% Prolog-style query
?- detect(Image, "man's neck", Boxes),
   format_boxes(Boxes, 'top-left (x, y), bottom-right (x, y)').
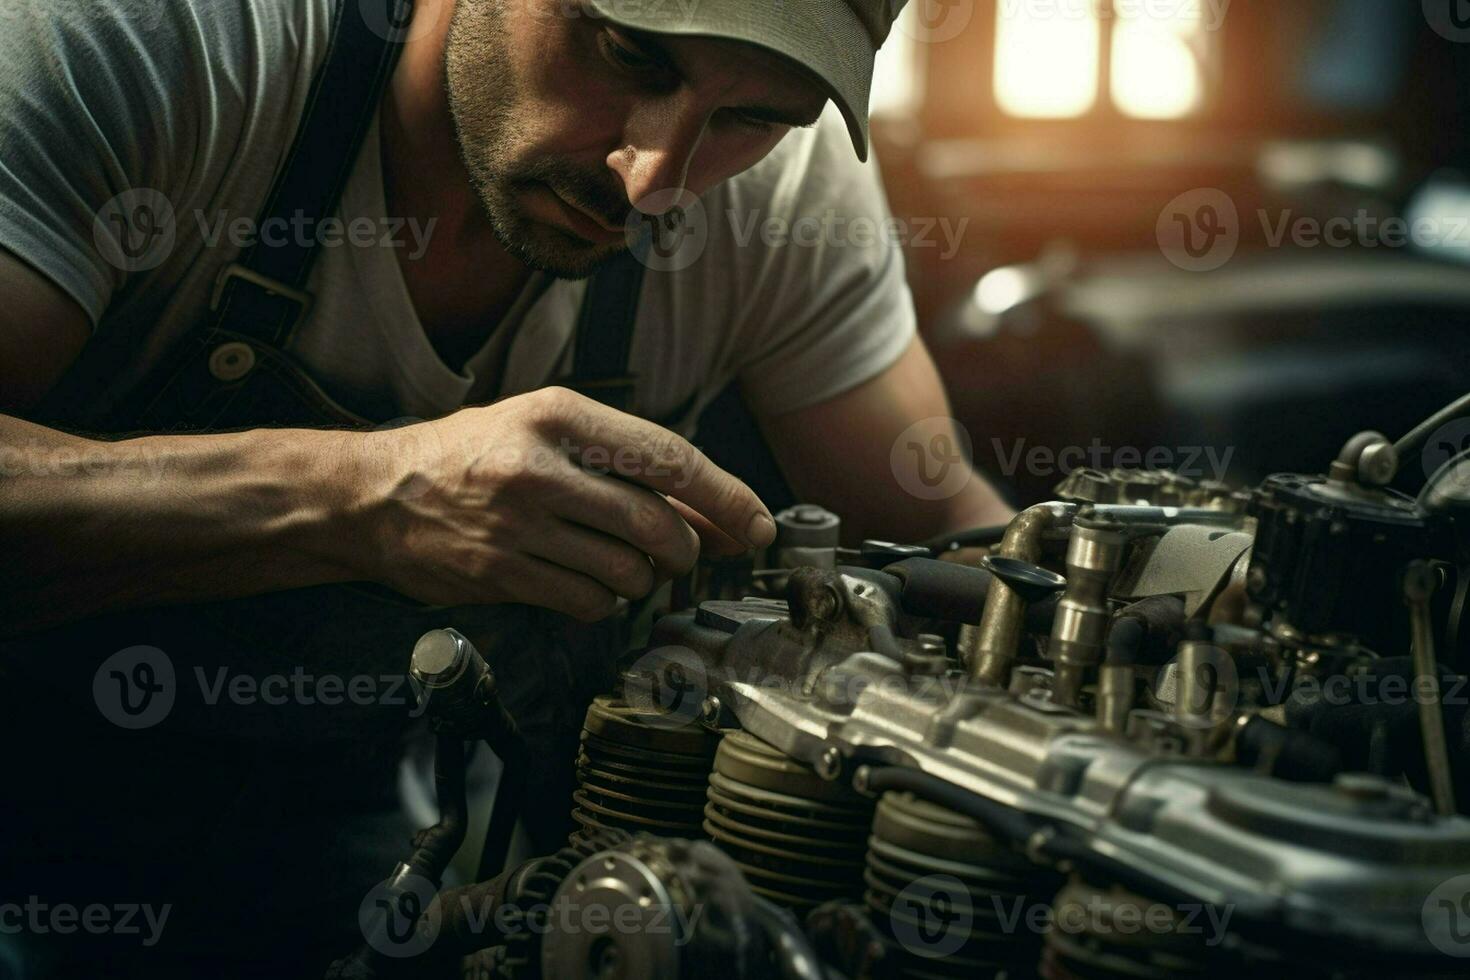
top-left (379, 1), bottom-right (532, 371)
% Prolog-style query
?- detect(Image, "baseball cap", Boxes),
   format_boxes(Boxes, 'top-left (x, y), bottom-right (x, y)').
top-left (583, 0), bottom-right (911, 162)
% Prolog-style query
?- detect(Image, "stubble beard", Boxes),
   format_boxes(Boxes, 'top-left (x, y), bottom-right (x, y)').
top-left (443, 0), bottom-right (629, 280)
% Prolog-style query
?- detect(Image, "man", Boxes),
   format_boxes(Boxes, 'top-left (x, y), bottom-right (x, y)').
top-left (0, 0), bottom-right (1011, 972)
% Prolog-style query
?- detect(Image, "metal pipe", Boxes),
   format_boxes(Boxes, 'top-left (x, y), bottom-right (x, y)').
top-left (1404, 561), bottom-right (1456, 816)
top-left (1097, 616), bottom-right (1143, 734)
top-left (1049, 519), bottom-right (1128, 707)
top-left (966, 502), bottom-right (1076, 687)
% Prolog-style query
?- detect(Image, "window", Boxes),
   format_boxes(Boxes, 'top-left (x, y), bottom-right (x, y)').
top-left (995, 0), bottom-right (1217, 120)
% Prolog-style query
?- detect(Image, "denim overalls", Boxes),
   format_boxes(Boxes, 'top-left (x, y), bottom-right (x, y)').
top-left (1, 1), bottom-right (646, 971)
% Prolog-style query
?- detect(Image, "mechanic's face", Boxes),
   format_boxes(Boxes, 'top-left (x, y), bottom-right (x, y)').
top-left (444, 0), bottom-right (828, 278)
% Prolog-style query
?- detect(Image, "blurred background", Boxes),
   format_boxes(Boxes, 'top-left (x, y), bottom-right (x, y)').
top-left (850, 0), bottom-right (1470, 505)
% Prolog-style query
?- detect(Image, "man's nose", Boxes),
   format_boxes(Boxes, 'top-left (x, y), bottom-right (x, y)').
top-left (608, 96), bottom-right (708, 213)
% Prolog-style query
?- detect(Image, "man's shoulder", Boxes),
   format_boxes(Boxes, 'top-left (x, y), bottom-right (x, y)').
top-left (689, 104), bottom-right (901, 289)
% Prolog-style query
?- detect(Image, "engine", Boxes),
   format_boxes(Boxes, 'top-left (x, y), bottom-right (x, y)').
top-left (332, 404), bottom-right (1470, 980)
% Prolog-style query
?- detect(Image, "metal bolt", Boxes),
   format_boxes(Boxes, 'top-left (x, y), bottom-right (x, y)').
top-left (816, 746), bottom-right (843, 781)
top-left (1358, 443), bottom-right (1397, 486)
top-left (1246, 566), bottom-right (1268, 595)
top-left (700, 696), bottom-right (722, 728)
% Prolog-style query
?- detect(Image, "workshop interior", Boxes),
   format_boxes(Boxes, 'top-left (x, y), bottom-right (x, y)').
top-left (9, 0), bottom-right (1470, 977)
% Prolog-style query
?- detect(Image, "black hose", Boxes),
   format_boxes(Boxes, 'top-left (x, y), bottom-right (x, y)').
top-left (406, 735), bottom-right (469, 881)
top-left (749, 897), bottom-right (828, 980)
top-left (923, 523), bottom-right (1010, 553)
top-left (1395, 390), bottom-right (1470, 482)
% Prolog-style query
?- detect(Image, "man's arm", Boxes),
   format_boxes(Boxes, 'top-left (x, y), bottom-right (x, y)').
top-left (757, 334), bottom-right (1014, 545)
top-left (0, 247), bottom-right (775, 639)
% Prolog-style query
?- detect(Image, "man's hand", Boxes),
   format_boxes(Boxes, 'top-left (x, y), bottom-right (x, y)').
top-left (346, 387), bottom-right (776, 620)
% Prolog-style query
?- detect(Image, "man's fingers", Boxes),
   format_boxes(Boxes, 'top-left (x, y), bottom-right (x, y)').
top-left (525, 520), bottom-right (659, 600)
top-left (664, 496), bottom-right (746, 557)
top-left (553, 473), bottom-right (701, 577)
top-left (500, 553), bottom-right (621, 623)
top-left (541, 389), bottom-right (775, 550)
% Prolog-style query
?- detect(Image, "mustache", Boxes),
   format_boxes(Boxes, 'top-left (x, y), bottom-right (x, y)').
top-left (512, 160), bottom-right (631, 229)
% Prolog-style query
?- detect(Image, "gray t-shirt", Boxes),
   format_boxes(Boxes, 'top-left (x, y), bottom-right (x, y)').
top-left (0, 0), bottom-right (916, 432)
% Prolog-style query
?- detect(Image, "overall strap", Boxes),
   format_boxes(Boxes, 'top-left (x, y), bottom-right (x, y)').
top-left (567, 247), bottom-right (647, 414)
top-left (208, 0), bottom-right (408, 348)
top-left (30, 0), bottom-right (409, 432)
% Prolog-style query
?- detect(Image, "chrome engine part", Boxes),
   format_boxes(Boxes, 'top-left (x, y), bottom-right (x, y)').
top-left (339, 403), bottom-right (1470, 980)
top-left (538, 422), bottom-right (1470, 979)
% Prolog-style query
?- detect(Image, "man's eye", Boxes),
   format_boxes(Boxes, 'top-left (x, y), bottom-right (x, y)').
top-left (600, 29), bottom-right (657, 72)
top-left (725, 110), bottom-right (776, 132)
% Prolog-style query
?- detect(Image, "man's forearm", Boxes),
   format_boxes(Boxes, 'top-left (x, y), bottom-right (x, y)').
top-left (0, 415), bottom-right (364, 637)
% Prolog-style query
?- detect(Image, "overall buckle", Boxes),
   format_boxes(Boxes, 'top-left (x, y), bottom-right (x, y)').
top-left (210, 263), bottom-right (314, 335)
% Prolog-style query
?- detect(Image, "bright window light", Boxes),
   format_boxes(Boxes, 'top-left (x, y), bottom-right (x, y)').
top-left (1111, 4), bottom-right (1207, 119)
top-left (870, 4), bottom-right (924, 117)
top-left (994, 0), bottom-right (1101, 118)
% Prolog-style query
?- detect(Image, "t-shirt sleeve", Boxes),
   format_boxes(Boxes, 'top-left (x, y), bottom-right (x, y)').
top-left (725, 106), bottom-right (919, 417)
top-left (0, 0), bottom-right (189, 326)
